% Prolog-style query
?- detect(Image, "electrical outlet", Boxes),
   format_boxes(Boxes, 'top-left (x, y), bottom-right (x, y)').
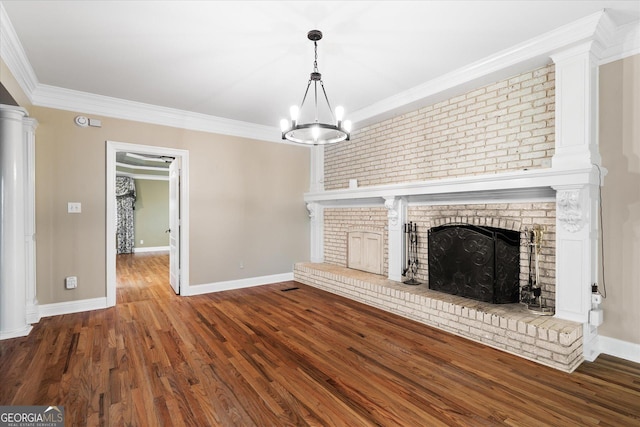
top-left (65, 276), bottom-right (78, 289)
top-left (591, 293), bottom-right (603, 305)
top-left (239, 261), bottom-right (244, 269)
top-left (590, 309), bottom-right (603, 326)
top-left (140, 240), bottom-right (144, 245)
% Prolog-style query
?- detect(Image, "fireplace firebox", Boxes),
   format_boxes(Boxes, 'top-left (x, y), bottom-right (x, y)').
top-left (428, 224), bottom-right (520, 304)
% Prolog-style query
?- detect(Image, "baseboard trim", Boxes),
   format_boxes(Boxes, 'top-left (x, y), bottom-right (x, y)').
top-left (0, 325), bottom-right (33, 340)
top-left (185, 272), bottom-right (294, 296)
top-left (39, 297), bottom-right (108, 318)
top-left (133, 246), bottom-right (169, 253)
top-left (598, 335), bottom-right (640, 364)
top-left (26, 303), bottom-right (41, 324)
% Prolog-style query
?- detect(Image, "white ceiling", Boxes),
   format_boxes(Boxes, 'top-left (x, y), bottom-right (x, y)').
top-left (2, 1), bottom-right (639, 135)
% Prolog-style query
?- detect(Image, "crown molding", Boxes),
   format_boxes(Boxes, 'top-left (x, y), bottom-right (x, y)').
top-left (0, 2), bottom-right (38, 98)
top-left (598, 20), bottom-right (640, 64)
top-left (31, 84), bottom-right (284, 144)
top-left (1, 4), bottom-right (637, 141)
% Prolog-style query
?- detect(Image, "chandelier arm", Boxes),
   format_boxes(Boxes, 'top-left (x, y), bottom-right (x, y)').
top-left (319, 81), bottom-right (336, 123)
top-left (299, 79), bottom-right (313, 111)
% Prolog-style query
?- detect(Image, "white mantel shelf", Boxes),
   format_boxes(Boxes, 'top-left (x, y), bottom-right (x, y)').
top-left (304, 167), bottom-right (600, 206)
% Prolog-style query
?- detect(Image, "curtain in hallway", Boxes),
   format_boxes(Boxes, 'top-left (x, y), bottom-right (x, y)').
top-left (116, 176), bottom-right (136, 254)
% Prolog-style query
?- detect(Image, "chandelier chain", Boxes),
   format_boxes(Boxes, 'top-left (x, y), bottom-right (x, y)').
top-left (314, 41), bottom-right (318, 73)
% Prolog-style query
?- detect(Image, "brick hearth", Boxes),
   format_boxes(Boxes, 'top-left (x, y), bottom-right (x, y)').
top-left (294, 262), bottom-right (583, 372)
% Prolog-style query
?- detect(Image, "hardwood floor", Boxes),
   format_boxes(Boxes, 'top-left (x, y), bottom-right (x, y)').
top-left (1, 253), bottom-right (639, 426)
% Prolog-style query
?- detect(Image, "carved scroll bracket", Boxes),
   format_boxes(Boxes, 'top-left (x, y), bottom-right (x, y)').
top-left (383, 197), bottom-right (399, 227)
top-left (306, 202), bottom-right (318, 221)
top-left (557, 189), bottom-right (584, 233)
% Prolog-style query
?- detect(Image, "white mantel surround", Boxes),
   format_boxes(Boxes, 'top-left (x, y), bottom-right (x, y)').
top-left (304, 34), bottom-right (608, 362)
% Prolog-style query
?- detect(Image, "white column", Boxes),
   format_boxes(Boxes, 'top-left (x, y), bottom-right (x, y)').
top-left (24, 117), bottom-right (39, 324)
top-left (384, 196), bottom-right (407, 282)
top-left (0, 104), bottom-right (32, 339)
top-left (307, 202), bottom-right (324, 263)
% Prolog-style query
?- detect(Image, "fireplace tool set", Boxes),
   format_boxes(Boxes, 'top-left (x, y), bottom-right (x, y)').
top-left (521, 225), bottom-right (553, 315)
top-left (403, 222), bottom-right (421, 285)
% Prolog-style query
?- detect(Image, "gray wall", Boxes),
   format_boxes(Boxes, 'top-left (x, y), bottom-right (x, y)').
top-left (133, 179), bottom-right (169, 249)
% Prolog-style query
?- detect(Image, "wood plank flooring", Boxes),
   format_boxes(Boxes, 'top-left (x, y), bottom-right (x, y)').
top-left (1, 252), bottom-right (639, 426)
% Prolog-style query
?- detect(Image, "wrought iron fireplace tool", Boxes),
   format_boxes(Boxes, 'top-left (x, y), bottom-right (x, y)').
top-left (403, 221), bottom-right (420, 285)
top-left (521, 225), bottom-right (553, 315)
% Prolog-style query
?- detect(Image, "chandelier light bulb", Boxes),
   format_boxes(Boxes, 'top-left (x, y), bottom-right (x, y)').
top-left (290, 105), bottom-right (299, 123)
top-left (311, 125), bottom-right (320, 141)
top-left (343, 120), bottom-right (352, 133)
top-left (335, 106), bottom-right (344, 123)
top-left (280, 119), bottom-right (290, 132)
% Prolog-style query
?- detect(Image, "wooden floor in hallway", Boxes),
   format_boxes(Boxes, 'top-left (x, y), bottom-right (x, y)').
top-left (1, 252), bottom-right (639, 426)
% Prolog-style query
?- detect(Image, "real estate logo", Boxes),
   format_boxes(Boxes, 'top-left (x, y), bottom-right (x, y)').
top-left (0, 406), bottom-right (64, 427)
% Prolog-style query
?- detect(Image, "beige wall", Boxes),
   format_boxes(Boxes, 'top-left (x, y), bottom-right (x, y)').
top-left (133, 179), bottom-right (169, 249)
top-left (24, 104), bottom-right (310, 304)
top-left (0, 58), bottom-right (31, 107)
top-left (599, 54), bottom-right (640, 345)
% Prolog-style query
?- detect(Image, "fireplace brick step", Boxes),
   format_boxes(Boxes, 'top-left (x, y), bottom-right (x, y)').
top-left (294, 262), bottom-right (583, 373)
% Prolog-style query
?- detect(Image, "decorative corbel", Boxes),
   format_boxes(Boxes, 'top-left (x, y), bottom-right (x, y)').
top-left (557, 189), bottom-right (584, 233)
top-left (384, 197), bottom-right (399, 227)
top-left (306, 202), bottom-right (318, 220)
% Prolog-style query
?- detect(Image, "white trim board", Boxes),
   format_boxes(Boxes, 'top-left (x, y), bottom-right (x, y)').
top-left (133, 246), bottom-right (170, 253)
top-left (597, 335), bottom-right (640, 364)
top-left (184, 272), bottom-right (295, 296)
top-left (38, 297), bottom-right (107, 318)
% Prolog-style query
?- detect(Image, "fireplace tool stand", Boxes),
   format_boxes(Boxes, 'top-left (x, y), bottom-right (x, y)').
top-left (521, 225), bottom-right (553, 315)
top-left (403, 221), bottom-right (421, 285)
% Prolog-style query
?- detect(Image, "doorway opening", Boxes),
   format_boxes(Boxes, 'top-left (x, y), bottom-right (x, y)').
top-left (106, 141), bottom-right (190, 306)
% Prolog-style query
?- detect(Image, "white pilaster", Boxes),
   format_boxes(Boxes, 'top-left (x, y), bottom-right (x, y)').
top-left (308, 145), bottom-right (325, 263)
top-left (552, 183), bottom-right (599, 323)
top-left (384, 196), bottom-right (407, 281)
top-left (307, 202), bottom-right (324, 263)
top-left (309, 145), bottom-right (324, 193)
top-left (0, 104), bottom-right (32, 339)
top-left (550, 36), bottom-right (605, 364)
top-left (551, 42), bottom-right (601, 170)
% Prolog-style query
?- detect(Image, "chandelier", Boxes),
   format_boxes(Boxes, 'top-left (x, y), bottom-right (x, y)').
top-left (280, 30), bottom-right (351, 145)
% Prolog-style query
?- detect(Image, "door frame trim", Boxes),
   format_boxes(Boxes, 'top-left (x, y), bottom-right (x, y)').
top-left (106, 141), bottom-right (190, 306)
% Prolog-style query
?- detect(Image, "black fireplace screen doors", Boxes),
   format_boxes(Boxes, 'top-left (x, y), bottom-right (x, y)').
top-left (428, 224), bottom-right (520, 304)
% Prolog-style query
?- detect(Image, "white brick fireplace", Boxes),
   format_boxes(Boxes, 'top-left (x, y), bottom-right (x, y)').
top-left (295, 12), bottom-right (623, 371)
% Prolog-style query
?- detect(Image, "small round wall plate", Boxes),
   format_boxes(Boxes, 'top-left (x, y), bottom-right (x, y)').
top-left (74, 115), bottom-right (89, 127)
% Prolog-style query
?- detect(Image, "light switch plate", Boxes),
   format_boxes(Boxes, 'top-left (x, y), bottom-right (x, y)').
top-left (67, 202), bottom-right (82, 213)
